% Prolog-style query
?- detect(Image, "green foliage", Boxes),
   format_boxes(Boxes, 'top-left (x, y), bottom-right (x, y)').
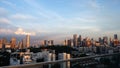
top-left (29, 47), bottom-right (41, 53)
top-left (36, 58), bottom-right (44, 62)
top-left (29, 45), bottom-right (77, 54)
top-left (0, 51), bottom-right (10, 66)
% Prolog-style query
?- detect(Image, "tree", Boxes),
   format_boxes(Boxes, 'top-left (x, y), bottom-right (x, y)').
top-left (0, 51), bottom-right (10, 66)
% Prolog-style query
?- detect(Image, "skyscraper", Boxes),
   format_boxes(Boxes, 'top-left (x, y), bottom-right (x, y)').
top-left (86, 37), bottom-right (91, 47)
top-left (99, 37), bottom-right (102, 44)
top-left (51, 40), bottom-right (54, 45)
top-left (103, 36), bottom-right (108, 45)
top-left (67, 39), bottom-right (71, 46)
top-left (10, 37), bottom-right (16, 49)
top-left (0, 39), bottom-right (2, 48)
top-left (73, 34), bottom-right (78, 46)
top-left (109, 37), bottom-right (113, 46)
top-left (22, 38), bottom-right (26, 49)
top-left (48, 40), bottom-right (51, 46)
top-left (2, 37), bottom-right (7, 44)
top-left (44, 40), bottom-right (48, 45)
top-left (78, 35), bottom-right (82, 46)
top-left (114, 34), bottom-right (119, 46)
top-left (26, 35), bottom-right (30, 48)
top-left (64, 39), bottom-right (68, 46)
top-left (19, 41), bottom-right (23, 49)
top-left (114, 34), bottom-right (118, 39)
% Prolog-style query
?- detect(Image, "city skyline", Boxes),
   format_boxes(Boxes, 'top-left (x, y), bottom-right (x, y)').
top-left (0, 0), bottom-right (120, 44)
top-left (0, 34), bottom-right (119, 46)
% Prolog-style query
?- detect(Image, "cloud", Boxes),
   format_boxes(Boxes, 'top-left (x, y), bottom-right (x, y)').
top-left (0, 7), bottom-right (8, 17)
top-left (24, 0), bottom-right (63, 20)
top-left (0, 29), bottom-right (13, 34)
top-left (0, 18), bottom-right (11, 24)
top-left (11, 14), bottom-right (37, 20)
top-left (1, 0), bottom-right (16, 9)
top-left (73, 26), bottom-right (101, 32)
top-left (88, 0), bottom-right (100, 9)
top-left (69, 16), bottom-right (96, 23)
top-left (15, 28), bottom-right (36, 36)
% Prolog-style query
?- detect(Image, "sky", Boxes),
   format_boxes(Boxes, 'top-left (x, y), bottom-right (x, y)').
top-left (0, 0), bottom-right (120, 44)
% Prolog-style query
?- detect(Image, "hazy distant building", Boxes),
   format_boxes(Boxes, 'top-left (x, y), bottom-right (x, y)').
top-left (2, 37), bottom-right (7, 44)
top-left (113, 34), bottom-right (119, 46)
top-left (47, 40), bottom-right (50, 46)
top-left (5, 43), bottom-right (11, 49)
top-left (113, 39), bottom-right (119, 46)
top-left (19, 41), bottom-right (23, 49)
top-left (0, 39), bottom-right (2, 48)
top-left (22, 39), bottom-right (26, 49)
top-left (44, 40), bottom-right (54, 46)
top-left (86, 38), bottom-right (91, 47)
top-left (82, 39), bottom-right (86, 46)
top-left (1, 38), bottom-right (7, 51)
top-left (67, 39), bottom-right (73, 47)
top-left (73, 34), bottom-right (78, 46)
top-left (51, 40), bottom-right (54, 45)
top-left (114, 34), bottom-right (118, 39)
top-left (26, 35), bottom-right (30, 48)
top-left (103, 36), bottom-right (108, 45)
top-left (109, 37), bottom-right (113, 46)
top-left (48, 40), bottom-right (54, 46)
top-left (44, 40), bottom-right (48, 46)
top-left (99, 37), bottom-right (103, 45)
top-left (91, 38), bottom-right (94, 46)
top-left (10, 37), bottom-right (16, 49)
top-left (64, 39), bottom-right (68, 46)
top-left (77, 35), bottom-right (82, 46)
top-left (67, 39), bottom-right (71, 46)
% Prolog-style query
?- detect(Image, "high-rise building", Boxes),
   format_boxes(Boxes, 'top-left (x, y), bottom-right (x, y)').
top-left (26, 35), bottom-right (30, 48)
top-left (86, 37), bottom-right (91, 47)
top-left (44, 40), bottom-right (54, 46)
top-left (19, 41), bottom-right (23, 49)
top-left (51, 40), bottom-right (54, 45)
top-left (64, 39), bottom-right (68, 46)
top-left (103, 36), bottom-right (108, 45)
top-left (22, 39), bottom-right (26, 49)
top-left (109, 37), bottom-right (113, 46)
top-left (99, 37), bottom-right (102, 44)
top-left (113, 34), bottom-right (119, 46)
top-left (44, 40), bottom-right (48, 45)
top-left (77, 35), bottom-right (82, 46)
top-left (0, 39), bottom-right (2, 48)
top-left (67, 39), bottom-right (71, 46)
top-left (67, 39), bottom-right (73, 47)
top-left (2, 37), bottom-right (7, 44)
top-left (66, 54), bottom-right (70, 68)
top-left (48, 40), bottom-right (50, 46)
top-left (113, 39), bottom-right (119, 46)
top-left (10, 37), bottom-right (16, 49)
top-left (114, 34), bottom-right (118, 39)
top-left (58, 53), bottom-right (70, 68)
top-left (44, 52), bottom-right (56, 68)
top-left (73, 34), bottom-right (78, 46)
top-left (46, 53), bottom-right (56, 61)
